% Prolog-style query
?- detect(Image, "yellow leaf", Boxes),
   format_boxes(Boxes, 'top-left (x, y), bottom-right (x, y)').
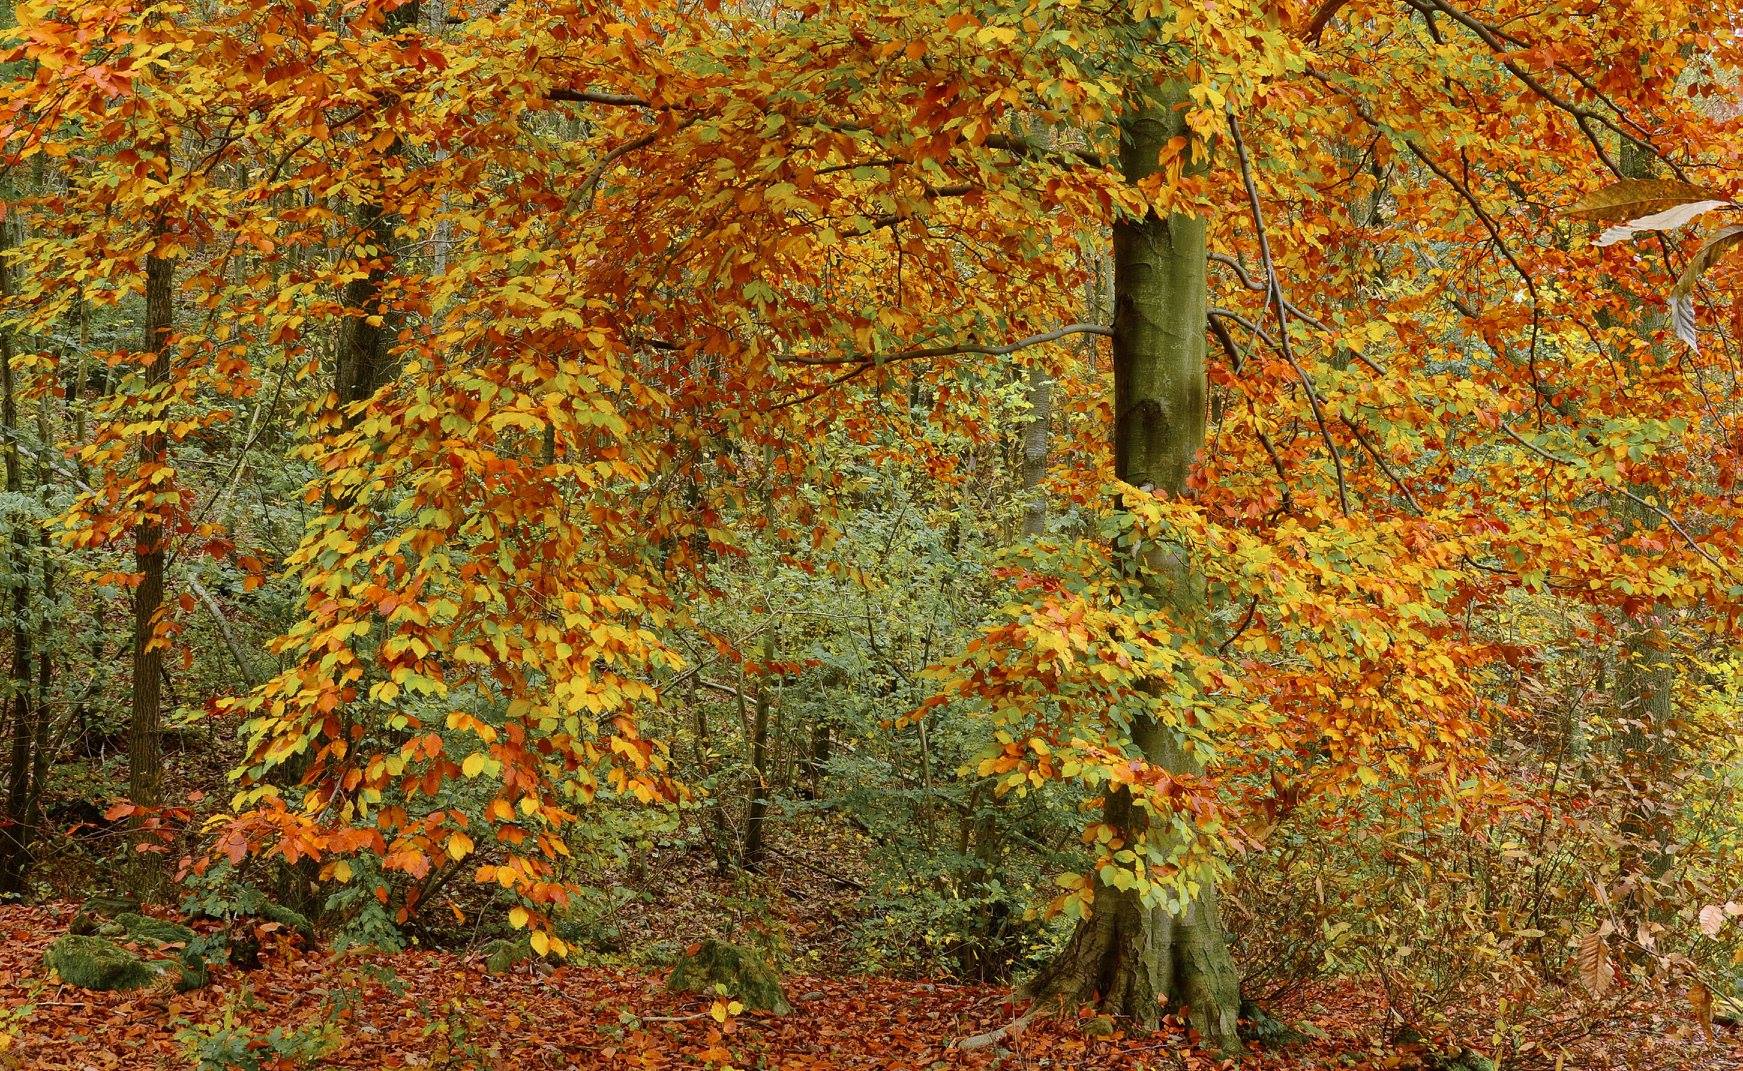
top-left (462, 753), bottom-right (487, 778)
top-left (447, 831), bottom-right (474, 860)
top-left (508, 906), bottom-right (529, 929)
top-left (530, 930), bottom-right (551, 957)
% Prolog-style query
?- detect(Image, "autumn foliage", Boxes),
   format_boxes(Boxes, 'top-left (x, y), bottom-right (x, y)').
top-left (0, 0), bottom-right (1741, 1066)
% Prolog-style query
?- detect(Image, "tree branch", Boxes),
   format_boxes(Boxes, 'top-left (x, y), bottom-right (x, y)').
top-left (549, 88), bottom-right (656, 109)
top-left (778, 323), bottom-right (1113, 367)
top-left (1228, 107), bottom-right (1349, 515)
top-left (1499, 422), bottom-right (1720, 568)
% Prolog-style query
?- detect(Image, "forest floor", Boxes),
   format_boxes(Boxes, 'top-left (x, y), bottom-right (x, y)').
top-left (1, 904), bottom-right (1740, 1071)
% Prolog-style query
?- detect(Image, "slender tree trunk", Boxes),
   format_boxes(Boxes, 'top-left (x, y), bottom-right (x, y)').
top-left (335, 201), bottom-right (394, 410)
top-left (1023, 79), bottom-right (1241, 1053)
top-left (0, 212), bottom-right (36, 896)
top-left (800, 718), bottom-right (830, 800)
top-left (1608, 139), bottom-right (1676, 915)
top-left (741, 621), bottom-right (775, 872)
top-left (28, 479), bottom-right (52, 859)
top-left (1020, 365), bottom-right (1052, 537)
top-left (127, 24), bottom-right (174, 861)
top-left (129, 235), bottom-right (173, 874)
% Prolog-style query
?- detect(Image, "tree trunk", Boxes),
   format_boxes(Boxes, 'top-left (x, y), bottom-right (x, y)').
top-left (1608, 139), bottom-right (1677, 916)
top-left (741, 621), bottom-right (775, 872)
top-left (1024, 79), bottom-right (1241, 1053)
top-left (1020, 364), bottom-right (1052, 537)
top-left (334, 2), bottom-right (418, 413)
top-left (0, 211), bottom-right (36, 896)
top-left (128, 235), bottom-right (173, 880)
top-left (335, 201), bottom-right (394, 409)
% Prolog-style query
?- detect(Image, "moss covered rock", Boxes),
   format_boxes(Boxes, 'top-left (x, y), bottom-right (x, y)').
top-left (109, 912), bottom-right (196, 946)
top-left (253, 900), bottom-right (316, 943)
top-left (43, 935), bottom-right (158, 991)
top-left (1430, 1051), bottom-right (1497, 1071)
top-left (638, 940), bottom-right (684, 968)
top-left (67, 895), bottom-right (142, 936)
top-left (190, 886), bottom-right (318, 944)
top-left (667, 940), bottom-right (791, 1014)
top-left (172, 950), bottom-right (212, 993)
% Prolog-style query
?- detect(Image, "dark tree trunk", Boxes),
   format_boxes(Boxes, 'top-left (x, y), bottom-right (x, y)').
top-left (0, 212), bottom-right (36, 896)
top-left (334, 1), bottom-right (417, 414)
top-left (128, 236), bottom-right (174, 885)
top-left (799, 720), bottom-right (830, 800)
top-left (335, 201), bottom-right (394, 409)
top-left (1023, 78), bottom-right (1241, 1053)
top-left (741, 623), bottom-right (775, 873)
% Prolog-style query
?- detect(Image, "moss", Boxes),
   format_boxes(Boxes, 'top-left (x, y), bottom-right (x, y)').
top-left (192, 885), bottom-right (318, 944)
top-left (68, 895), bottom-right (142, 936)
top-left (667, 940), bottom-right (791, 1015)
top-left (111, 912), bottom-right (196, 946)
top-left (43, 935), bottom-right (158, 991)
top-left (255, 901), bottom-right (316, 943)
top-left (172, 949), bottom-right (211, 992)
top-left (482, 937), bottom-right (532, 976)
top-left (1431, 1051), bottom-right (1497, 1071)
top-left (638, 940), bottom-right (684, 968)
top-left (1239, 998), bottom-right (1311, 1049)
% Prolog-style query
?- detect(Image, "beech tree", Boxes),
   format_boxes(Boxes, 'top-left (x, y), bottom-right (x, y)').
top-left (0, 0), bottom-right (1739, 1054)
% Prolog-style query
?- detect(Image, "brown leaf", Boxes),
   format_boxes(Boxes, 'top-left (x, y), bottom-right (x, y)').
top-left (1578, 930), bottom-right (1611, 997)
top-left (1690, 981), bottom-right (1715, 1042)
top-left (1568, 179), bottom-right (1729, 223)
top-left (1669, 225), bottom-right (1743, 352)
top-left (1698, 904), bottom-right (1727, 938)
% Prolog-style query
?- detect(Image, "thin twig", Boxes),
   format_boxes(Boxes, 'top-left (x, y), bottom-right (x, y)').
top-left (1499, 422), bottom-right (1720, 568)
top-left (549, 88), bottom-right (656, 109)
top-left (1228, 107), bottom-right (1349, 515)
top-left (779, 323), bottom-right (1113, 366)
top-left (1341, 415), bottom-right (1424, 514)
top-left (1209, 311), bottom-right (1295, 518)
top-left (1207, 252), bottom-right (1326, 330)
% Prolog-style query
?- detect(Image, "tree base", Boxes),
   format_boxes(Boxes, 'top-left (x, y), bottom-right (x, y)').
top-left (1023, 883), bottom-right (1241, 1054)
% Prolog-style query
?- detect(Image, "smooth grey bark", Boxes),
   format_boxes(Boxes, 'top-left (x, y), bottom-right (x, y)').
top-left (1020, 365), bottom-right (1053, 537)
top-left (1023, 79), bottom-right (1241, 1053)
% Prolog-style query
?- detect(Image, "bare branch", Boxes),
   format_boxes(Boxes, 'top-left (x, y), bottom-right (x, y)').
top-left (1341, 415), bottom-right (1424, 514)
top-left (1228, 107), bottom-right (1349, 515)
top-left (778, 323), bottom-right (1113, 367)
top-left (549, 88), bottom-right (656, 109)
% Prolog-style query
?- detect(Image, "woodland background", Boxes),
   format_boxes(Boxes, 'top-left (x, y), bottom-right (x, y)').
top-left (0, 0), bottom-right (1741, 1069)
